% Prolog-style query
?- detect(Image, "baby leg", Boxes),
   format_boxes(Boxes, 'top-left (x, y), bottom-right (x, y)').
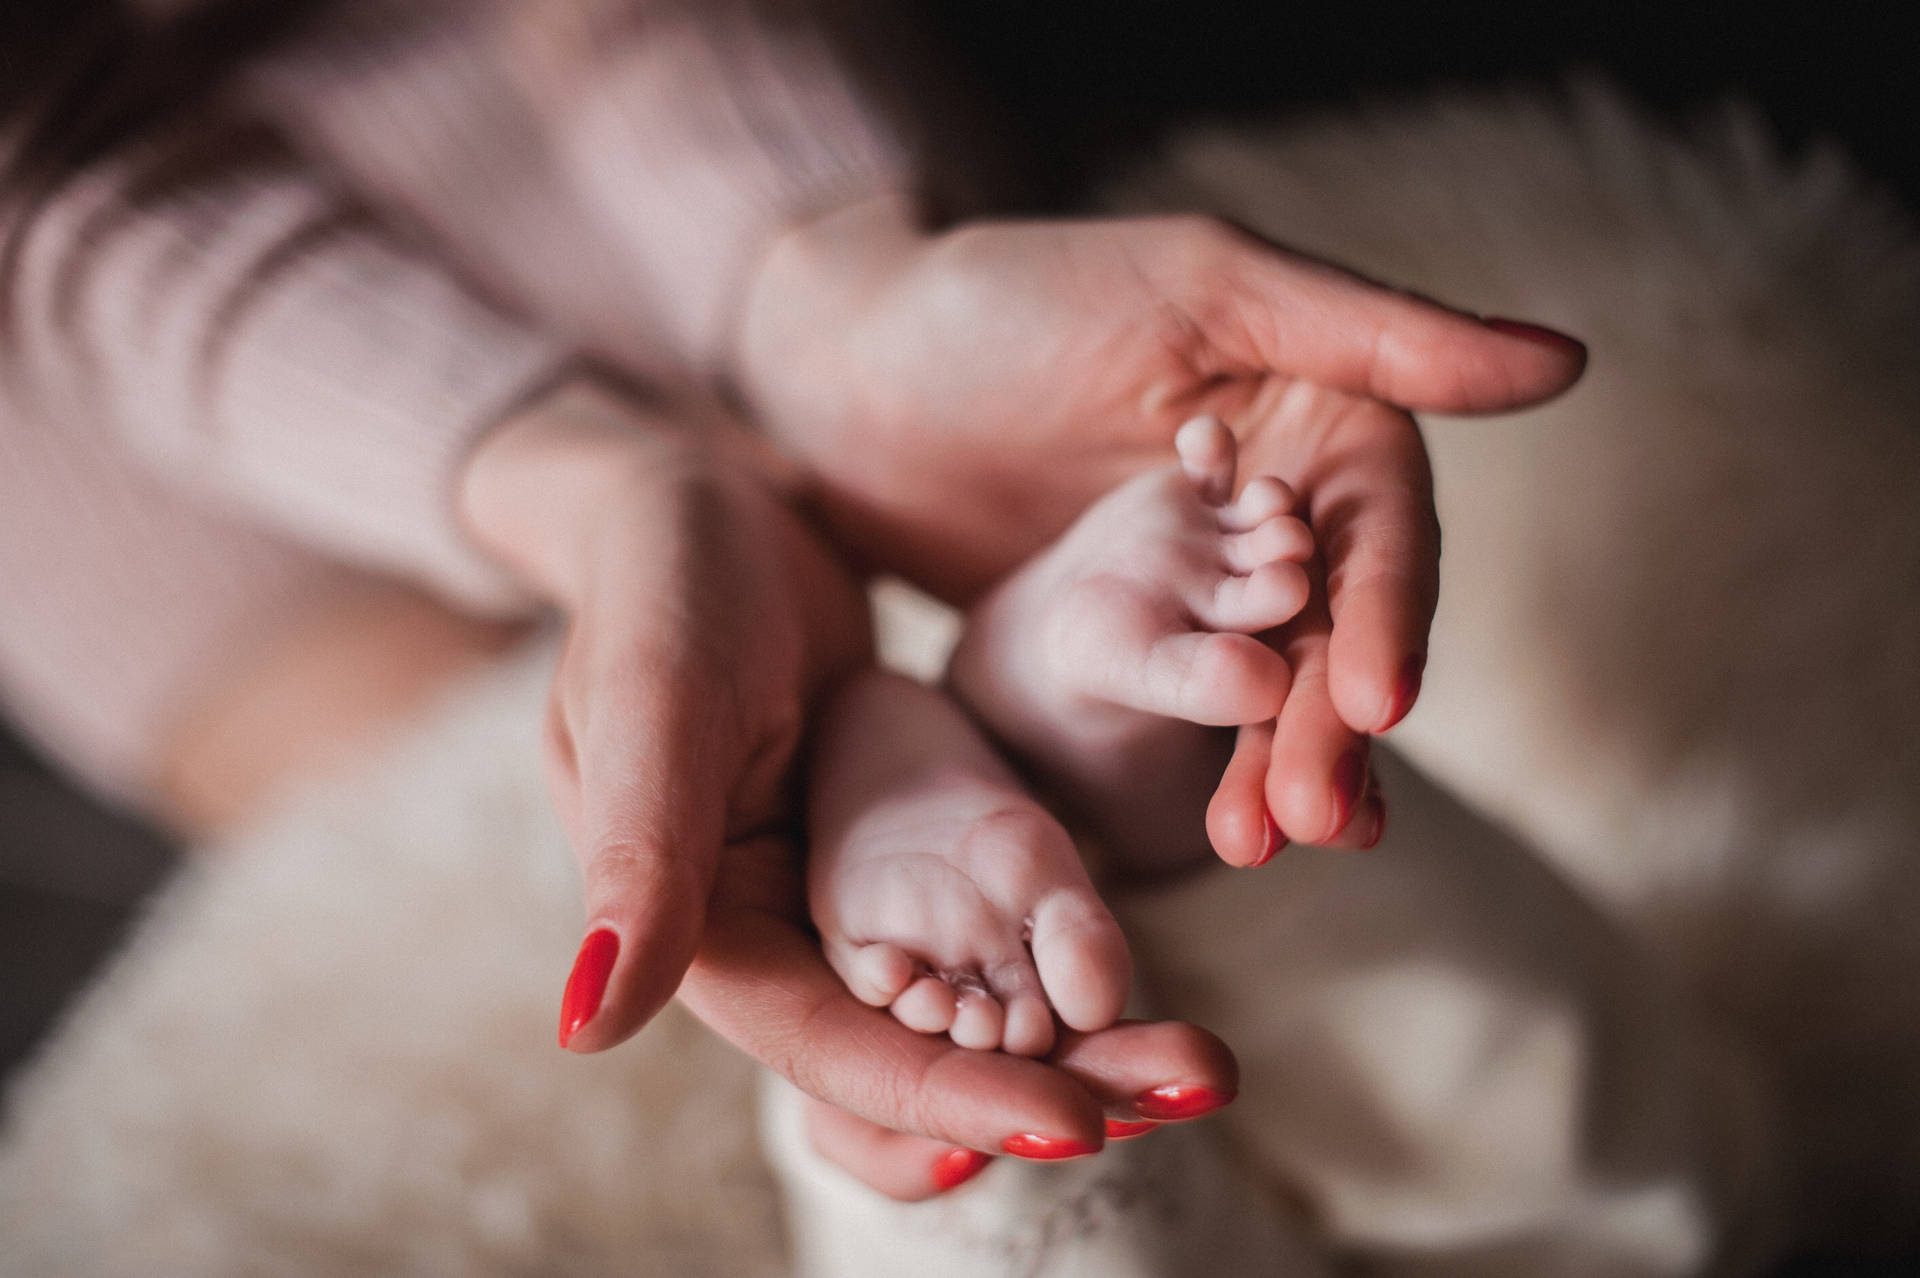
top-left (807, 669), bottom-right (1130, 1057)
top-left (949, 416), bottom-right (1315, 873)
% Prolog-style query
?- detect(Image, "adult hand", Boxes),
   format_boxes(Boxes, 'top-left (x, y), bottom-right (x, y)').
top-left (735, 196), bottom-right (1587, 850)
top-left (457, 380), bottom-right (1236, 1193)
top-left (459, 380), bottom-right (868, 1046)
top-left (682, 832), bottom-right (1238, 1198)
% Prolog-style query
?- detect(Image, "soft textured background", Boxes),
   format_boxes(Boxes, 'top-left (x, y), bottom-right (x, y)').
top-left (2, 1), bottom-right (1914, 1272)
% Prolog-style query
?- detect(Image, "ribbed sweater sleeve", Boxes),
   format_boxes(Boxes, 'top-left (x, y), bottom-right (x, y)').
top-left (3, 119), bottom-right (572, 613)
top-left (239, 0), bottom-right (925, 381)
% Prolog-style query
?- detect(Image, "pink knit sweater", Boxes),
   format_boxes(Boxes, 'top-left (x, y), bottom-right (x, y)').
top-left (0, 0), bottom-right (922, 802)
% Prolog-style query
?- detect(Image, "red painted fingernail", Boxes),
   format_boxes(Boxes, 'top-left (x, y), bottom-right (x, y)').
top-left (1135, 1085), bottom-right (1235, 1122)
top-left (1482, 316), bottom-right (1586, 358)
top-left (1327, 747), bottom-right (1370, 843)
top-left (1001, 1133), bottom-right (1102, 1160)
top-left (1106, 1119), bottom-right (1159, 1140)
top-left (559, 928), bottom-right (619, 1049)
top-left (1249, 809), bottom-right (1286, 867)
top-left (931, 1147), bottom-right (992, 1190)
top-left (1382, 652), bottom-right (1426, 731)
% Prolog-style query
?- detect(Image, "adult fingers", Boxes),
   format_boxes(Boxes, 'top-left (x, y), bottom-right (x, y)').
top-left (1266, 632), bottom-right (1372, 846)
top-left (680, 839), bottom-right (1243, 1163)
top-left (1311, 400), bottom-right (1441, 734)
top-left (1156, 216), bottom-right (1587, 414)
top-left (1206, 720), bottom-right (1284, 867)
top-left (797, 1018), bottom-right (1241, 1201)
top-left (1239, 391), bottom-right (1439, 736)
top-left (680, 848), bottom-right (1101, 1155)
top-left (1239, 546), bottom-right (1372, 845)
top-left (803, 1098), bottom-right (995, 1201)
top-left (554, 631), bottom-right (732, 1054)
top-left (1049, 1020), bottom-right (1241, 1125)
top-left (1318, 776), bottom-right (1387, 851)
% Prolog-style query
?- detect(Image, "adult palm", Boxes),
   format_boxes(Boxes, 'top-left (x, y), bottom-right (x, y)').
top-left (738, 201), bottom-right (1585, 848)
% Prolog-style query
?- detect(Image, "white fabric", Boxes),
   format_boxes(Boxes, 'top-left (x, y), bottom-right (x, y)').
top-left (1121, 82), bottom-right (1920, 1247)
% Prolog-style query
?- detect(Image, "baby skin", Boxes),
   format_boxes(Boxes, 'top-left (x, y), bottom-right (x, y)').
top-left (807, 418), bottom-right (1314, 1054)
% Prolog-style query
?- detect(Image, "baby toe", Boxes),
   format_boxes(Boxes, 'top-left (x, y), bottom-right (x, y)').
top-left (967, 947), bottom-right (1054, 1057)
top-left (1199, 560), bottom-right (1312, 635)
top-left (1175, 415), bottom-right (1239, 505)
top-left (1029, 889), bottom-right (1132, 1035)
top-left (1222, 515), bottom-right (1314, 574)
top-left (948, 991), bottom-right (1007, 1051)
top-left (892, 975), bottom-right (959, 1035)
top-left (1218, 475), bottom-right (1298, 531)
top-left (845, 942), bottom-right (915, 1008)
top-left (1001, 993), bottom-right (1058, 1059)
top-left (1140, 630), bottom-right (1291, 726)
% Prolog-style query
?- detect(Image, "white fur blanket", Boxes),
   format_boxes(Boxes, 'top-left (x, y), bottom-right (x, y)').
top-left (4, 85), bottom-right (1916, 1274)
top-left (1136, 84), bottom-right (1920, 1245)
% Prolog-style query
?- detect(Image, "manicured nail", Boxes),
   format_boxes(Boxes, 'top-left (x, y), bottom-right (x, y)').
top-left (1382, 651), bottom-right (1426, 732)
top-left (559, 928), bottom-right (619, 1049)
top-left (1327, 747), bottom-right (1370, 843)
top-left (1105, 1119), bottom-right (1159, 1140)
top-left (1135, 1085), bottom-right (1235, 1122)
top-left (1249, 809), bottom-right (1285, 867)
top-left (1483, 316), bottom-right (1587, 358)
top-left (1001, 1133), bottom-right (1102, 1160)
top-left (931, 1147), bottom-right (992, 1191)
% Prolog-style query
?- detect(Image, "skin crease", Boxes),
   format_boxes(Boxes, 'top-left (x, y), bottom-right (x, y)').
top-left (454, 199), bottom-right (1585, 1196)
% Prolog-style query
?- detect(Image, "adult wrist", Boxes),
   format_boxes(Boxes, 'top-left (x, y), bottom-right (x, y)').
top-left (456, 378), bottom-right (695, 609)
top-left (730, 191), bottom-right (931, 423)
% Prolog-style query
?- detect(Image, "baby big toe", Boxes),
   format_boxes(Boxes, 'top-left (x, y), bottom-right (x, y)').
top-left (1137, 630), bottom-right (1290, 726)
top-left (843, 941), bottom-right (915, 1007)
top-left (1200, 560), bottom-right (1312, 634)
top-left (1030, 891), bottom-right (1132, 1035)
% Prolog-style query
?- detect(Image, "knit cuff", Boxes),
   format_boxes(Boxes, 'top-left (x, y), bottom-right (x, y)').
top-left (6, 134), bottom-right (572, 614)
top-left (198, 225), bottom-right (575, 613)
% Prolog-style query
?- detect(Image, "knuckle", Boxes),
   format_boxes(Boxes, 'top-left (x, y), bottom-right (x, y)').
top-left (1160, 211), bottom-right (1232, 248)
top-left (588, 837), bottom-right (707, 904)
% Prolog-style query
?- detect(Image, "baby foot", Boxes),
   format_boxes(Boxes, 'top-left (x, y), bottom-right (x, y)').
top-left (807, 670), bottom-right (1131, 1057)
top-left (948, 416), bottom-right (1314, 871)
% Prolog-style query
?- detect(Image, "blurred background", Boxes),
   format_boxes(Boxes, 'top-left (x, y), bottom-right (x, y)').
top-left (1, 1), bottom-right (1913, 1270)
top-left (928, 0), bottom-right (1919, 213)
